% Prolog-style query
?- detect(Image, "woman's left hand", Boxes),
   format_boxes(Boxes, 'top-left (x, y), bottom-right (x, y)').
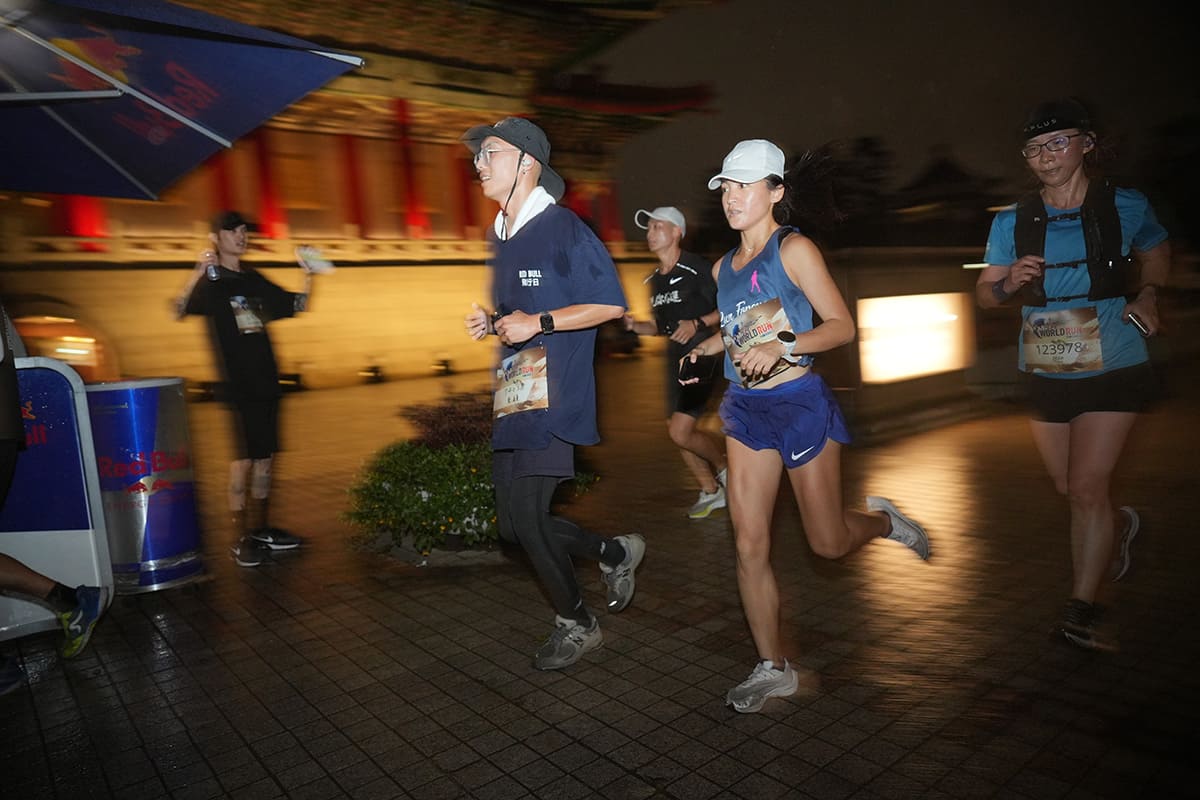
top-left (734, 341), bottom-right (786, 382)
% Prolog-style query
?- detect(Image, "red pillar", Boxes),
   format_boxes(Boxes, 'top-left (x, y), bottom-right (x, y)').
top-left (58, 195), bottom-right (108, 252)
top-left (252, 129), bottom-right (286, 239)
top-left (340, 135), bottom-right (366, 236)
top-left (600, 181), bottom-right (622, 243)
top-left (393, 98), bottom-right (430, 239)
top-left (457, 152), bottom-right (476, 237)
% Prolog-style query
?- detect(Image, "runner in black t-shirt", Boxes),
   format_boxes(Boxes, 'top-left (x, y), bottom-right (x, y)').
top-left (175, 211), bottom-right (315, 567)
top-left (625, 207), bottom-right (727, 518)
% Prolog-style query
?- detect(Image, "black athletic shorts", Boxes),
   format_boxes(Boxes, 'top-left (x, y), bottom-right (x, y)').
top-left (1024, 362), bottom-right (1158, 423)
top-left (492, 435), bottom-right (575, 484)
top-left (665, 354), bottom-right (720, 418)
top-left (232, 396), bottom-right (281, 459)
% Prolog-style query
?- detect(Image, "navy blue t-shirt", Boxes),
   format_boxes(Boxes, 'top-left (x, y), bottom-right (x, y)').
top-left (491, 205), bottom-right (626, 450)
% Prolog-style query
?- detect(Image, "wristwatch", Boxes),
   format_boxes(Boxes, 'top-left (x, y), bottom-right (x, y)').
top-left (776, 329), bottom-right (798, 363)
top-left (539, 311), bottom-right (555, 335)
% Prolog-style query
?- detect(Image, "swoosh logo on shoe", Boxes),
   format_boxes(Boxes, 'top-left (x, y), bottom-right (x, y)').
top-left (669, 276), bottom-right (683, 284)
top-left (68, 615), bottom-right (83, 636)
top-left (790, 445), bottom-right (815, 462)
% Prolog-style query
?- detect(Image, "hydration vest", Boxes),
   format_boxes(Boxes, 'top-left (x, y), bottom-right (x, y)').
top-left (1012, 179), bottom-right (1133, 307)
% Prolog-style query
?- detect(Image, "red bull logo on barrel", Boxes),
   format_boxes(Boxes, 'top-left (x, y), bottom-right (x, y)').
top-left (86, 378), bottom-right (204, 593)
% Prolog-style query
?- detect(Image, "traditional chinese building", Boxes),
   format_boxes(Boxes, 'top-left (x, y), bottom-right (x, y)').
top-left (0, 0), bottom-right (713, 385)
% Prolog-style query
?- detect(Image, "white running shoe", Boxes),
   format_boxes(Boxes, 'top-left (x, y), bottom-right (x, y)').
top-left (867, 496), bottom-right (930, 560)
top-left (689, 486), bottom-right (726, 519)
top-left (725, 660), bottom-right (799, 713)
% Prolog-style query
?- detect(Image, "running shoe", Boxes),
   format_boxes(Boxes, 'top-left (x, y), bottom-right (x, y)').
top-left (867, 496), bottom-right (931, 560)
top-left (249, 527), bottom-right (303, 550)
top-left (1059, 598), bottom-right (1116, 652)
top-left (725, 660), bottom-right (800, 713)
top-left (59, 585), bottom-right (107, 659)
top-left (230, 536), bottom-right (266, 567)
top-left (533, 615), bottom-right (602, 670)
top-left (1111, 506), bottom-right (1140, 582)
top-left (689, 486), bottom-right (726, 519)
top-left (600, 534), bottom-right (645, 612)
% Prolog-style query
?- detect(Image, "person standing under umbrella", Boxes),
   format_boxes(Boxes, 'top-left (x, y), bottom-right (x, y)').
top-left (461, 117), bottom-right (645, 671)
top-left (174, 212), bottom-right (317, 567)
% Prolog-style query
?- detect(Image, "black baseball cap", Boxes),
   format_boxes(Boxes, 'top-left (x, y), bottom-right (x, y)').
top-left (1022, 98), bottom-right (1092, 140)
top-left (460, 117), bottom-right (565, 201)
top-left (211, 210), bottom-right (256, 233)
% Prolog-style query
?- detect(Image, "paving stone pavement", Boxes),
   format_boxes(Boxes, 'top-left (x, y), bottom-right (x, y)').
top-left (3, 350), bottom-right (1199, 800)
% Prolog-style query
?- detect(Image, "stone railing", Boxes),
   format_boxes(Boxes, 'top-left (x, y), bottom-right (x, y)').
top-left (0, 232), bottom-right (647, 266)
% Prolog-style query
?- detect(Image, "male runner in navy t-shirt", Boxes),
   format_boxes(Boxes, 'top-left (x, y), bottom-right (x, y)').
top-left (462, 117), bottom-right (644, 671)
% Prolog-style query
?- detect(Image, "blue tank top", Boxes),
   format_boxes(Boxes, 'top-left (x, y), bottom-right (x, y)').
top-left (716, 227), bottom-right (816, 383)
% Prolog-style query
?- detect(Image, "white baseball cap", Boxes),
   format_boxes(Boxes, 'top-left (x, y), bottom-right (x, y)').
top-left (707, 139), bottom-right (786, 190)
top-left (633, 206), bottom-right (686, 237)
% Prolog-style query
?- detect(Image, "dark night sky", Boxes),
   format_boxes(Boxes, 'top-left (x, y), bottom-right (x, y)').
top-left (583, 0), bottom-right (1198, 241)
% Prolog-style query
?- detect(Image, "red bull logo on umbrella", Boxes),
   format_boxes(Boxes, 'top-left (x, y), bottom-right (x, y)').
top-left (49, 28), bottom-right (140, 91)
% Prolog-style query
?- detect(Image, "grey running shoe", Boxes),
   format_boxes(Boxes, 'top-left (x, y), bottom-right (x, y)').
top-left (230, 536), bottom-right (266, 567)
top-left (1111, 506), bottom-right (1139, 582)
top-left (600, 534), bottom-right (645, 612)
top-left (533, 615), bottom-right (602, 670)
top-left (249, 527), bottom-right (302, 550)
top-left (689, 486), bottom-right (726, 519)
top-left (725, 660), bottom-right (799, 713)
top-left (867, 496), bottom-right (930, 560)
top-left (59, 585), bottom-right (106, 659)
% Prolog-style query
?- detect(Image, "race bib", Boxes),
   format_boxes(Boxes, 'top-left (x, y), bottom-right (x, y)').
top-left (494, 346), bottom-right (549, 418)
top-left (721, 297), bottom-right (794, 387)
top-left (1022, 306), bottom-right (1103, 373)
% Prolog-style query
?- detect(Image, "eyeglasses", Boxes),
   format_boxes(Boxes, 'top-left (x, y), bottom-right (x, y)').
top-left (473, 147), bottom-right (520, 166)
top-left (1020, 133), bottom-right (1086, 159)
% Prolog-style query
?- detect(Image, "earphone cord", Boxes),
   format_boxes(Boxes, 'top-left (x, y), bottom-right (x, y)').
top-left (499, 148), bottom-right (527, 241)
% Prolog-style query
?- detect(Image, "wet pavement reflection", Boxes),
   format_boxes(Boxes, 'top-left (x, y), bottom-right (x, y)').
top-left (3, 349), bottom-right (1199, 799)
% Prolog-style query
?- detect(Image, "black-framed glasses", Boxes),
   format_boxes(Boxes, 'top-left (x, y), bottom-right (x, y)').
top-left (473, 147), bottom-right (520, 166)
top-left (1021, 133), bottom-right (1086, 159)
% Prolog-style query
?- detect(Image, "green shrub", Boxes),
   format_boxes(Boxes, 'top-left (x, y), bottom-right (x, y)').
top-left (344, 440), bottom-right (496, 554)
top-left (346, 390), bottom-right (599, 553)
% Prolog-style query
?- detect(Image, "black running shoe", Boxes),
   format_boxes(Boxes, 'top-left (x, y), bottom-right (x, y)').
top-left (230, 536), bottom-right (266, 567)
top-left (249, 527), bottom-right (302, 550)
top-left (1059, 599), bottom-right (1115, 651)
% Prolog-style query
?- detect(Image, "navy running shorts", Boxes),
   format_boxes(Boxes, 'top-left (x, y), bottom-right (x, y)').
top-left (719, 370), bottom-right (851, 468)
top-left (492, 435), bottom-right (575, 484)
top-left (1024, 362), bottom-right (1158, 423)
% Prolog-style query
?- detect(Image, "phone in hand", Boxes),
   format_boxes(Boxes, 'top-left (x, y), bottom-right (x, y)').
top-left (1128, 312), bottom-right (1150, 337)
top-left (678, 354), bottom-right (716, 382)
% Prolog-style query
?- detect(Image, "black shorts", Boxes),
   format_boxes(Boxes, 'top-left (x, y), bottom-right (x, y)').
top-left (1024, 362), bottom-right (1158, 423)
top-left (665, 355), bottom-right (719, 418)
top-left (231, 396), bottom-right (281, 459)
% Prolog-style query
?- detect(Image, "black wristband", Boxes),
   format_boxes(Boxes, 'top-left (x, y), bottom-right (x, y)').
top-left (991, 278), bottom-right (1014, 304)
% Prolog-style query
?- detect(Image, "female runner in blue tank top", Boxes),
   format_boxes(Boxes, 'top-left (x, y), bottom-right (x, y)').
top-left (683, 140), bottom-right (932, 713)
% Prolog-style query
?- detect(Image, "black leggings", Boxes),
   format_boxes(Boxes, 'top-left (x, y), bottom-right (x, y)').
top-left (494, 474), bottom-right (623, 623)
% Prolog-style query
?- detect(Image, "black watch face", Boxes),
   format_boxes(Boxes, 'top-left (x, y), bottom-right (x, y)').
top-left (541, 313), bottom-right (554, 333)
top-left (777, 329), bottom-right (797, 343)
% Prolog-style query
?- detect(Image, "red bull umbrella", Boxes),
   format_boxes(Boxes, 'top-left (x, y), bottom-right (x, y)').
top-left (0, 0), bottom-right (363, 199)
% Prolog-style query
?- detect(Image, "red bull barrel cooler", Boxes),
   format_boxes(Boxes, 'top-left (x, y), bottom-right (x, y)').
top-left (86, 377), bottom-right (204, 593)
